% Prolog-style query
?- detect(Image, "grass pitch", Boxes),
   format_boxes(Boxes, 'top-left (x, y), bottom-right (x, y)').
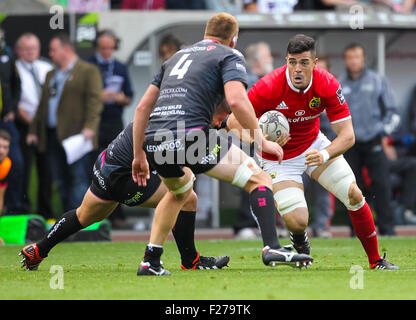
top-left (0, 237), bottom-right (415, 300)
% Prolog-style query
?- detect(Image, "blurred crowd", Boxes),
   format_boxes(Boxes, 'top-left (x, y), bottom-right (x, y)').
top-left (0, 26), bottom-right (133, 229)
top-left (55, 0), bottom-right (416, 13)
top-left (81, 0), bottom-right (416, 14)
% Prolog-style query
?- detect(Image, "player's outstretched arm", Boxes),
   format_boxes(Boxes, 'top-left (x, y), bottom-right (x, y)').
top-left (224, 81), bottom-right (283, 162)
top-left (132, 84), bottom-right (160, 186)
top-left (305, 118), bottom-right (355, 167)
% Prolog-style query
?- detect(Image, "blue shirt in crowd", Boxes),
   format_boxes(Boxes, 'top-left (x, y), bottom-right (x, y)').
top-left (86, 53), bottom-right (133, 123)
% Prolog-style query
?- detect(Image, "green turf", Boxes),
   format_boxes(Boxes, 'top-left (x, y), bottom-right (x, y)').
top-left (1, 237), bottom-right (415, 300)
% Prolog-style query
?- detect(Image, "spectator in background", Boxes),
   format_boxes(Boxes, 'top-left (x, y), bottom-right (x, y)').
top-left (121, 0), bottom-right (165, 9)
top-left (339, 43), bottom-right (400, 236)
top-left (381, 136), bottom-right (416, 224)
top-left (243, 0), bottom-right (299, 13)
top-left (371, 0), bottom-right (415, 13)
top-left (159, 34), bottom-right (183, 62)
top-left (232, 42), bottom-right (275, 239)
top-left (27, 33), bottom-right (103, 212)
top-left (408, 85), bottom-right (416, 157)
top-left (68, 0), bottom-right (111, 12)
top-left (0, 26), bottom-right (24, 214)
top-left (87, 30), bottom-right (133, 153)
top-left (294, 0), bottom-right (357, 10)
top-left (206, 0), bottom-right (242, 13)
top-left (87, 29), bottom-right (133, 229)
top-left (303, 54), bottom-right (336, 238)
top-left (0, 130), bottom-right (12, 215)
top-left (15, 33), bottom-right (54, 220)
top-left (166, 0), bottom-right (206, 9)
top-left (244, 42), bottom-right (274, 87)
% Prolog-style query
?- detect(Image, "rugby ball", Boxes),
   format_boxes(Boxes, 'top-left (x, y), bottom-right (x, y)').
top-left (258, 110), bottom-right (290, 141)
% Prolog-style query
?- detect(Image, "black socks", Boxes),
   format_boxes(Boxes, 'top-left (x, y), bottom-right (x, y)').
top-left (172, 210), bottom-right (198, 268)
top-left (37, 209), bottom-right (84, 258)
top-left (249, 186), bottom-right (281, 249)
top-left (143, 244), bottom-right (164, 267)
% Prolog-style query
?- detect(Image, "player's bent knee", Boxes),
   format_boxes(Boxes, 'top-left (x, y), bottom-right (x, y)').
top-left (182, 191), bottom-right (198, 211)
top-left (171, 173), bottom-right (196, 198)
top-left (348, 183), bottom-right (364, 208)
top-left (281, 209), bottom-right (308, 233)
top-left (76, 207), bottom-right (97, 227)
top-left (274, 187), bottom-right (307, 216)
top-left (245, 170), bottom-right (271, 193)
top-left (171, 188), bottom-right (193, 202)
top-left (232, 157), bottom-right (263, 190)
top-left (318, 157), bottom-right (364, 211)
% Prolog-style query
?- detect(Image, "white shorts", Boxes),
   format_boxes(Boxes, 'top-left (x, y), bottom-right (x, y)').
top-left (261, 131), bottom-right (331, 185)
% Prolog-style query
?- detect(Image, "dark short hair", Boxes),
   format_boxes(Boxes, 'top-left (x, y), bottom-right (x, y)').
top-left (95, 29), bottom-right (120, 49)
top-left (0, 129), bottom-right (11, 143)
top-left (51, 32), bottom-right (74, 50)
top-left (287, 34), bottom-right (316, 57)
top-left (317, 53), bottom-right (331, 71)
top-left (159, 35), bottom-right (182, 50)
top-left (343, 42), bottom-right (365, 55)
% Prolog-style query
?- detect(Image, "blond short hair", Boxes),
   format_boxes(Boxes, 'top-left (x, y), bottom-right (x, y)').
top-left (204, 13), bottom-right (239, 44)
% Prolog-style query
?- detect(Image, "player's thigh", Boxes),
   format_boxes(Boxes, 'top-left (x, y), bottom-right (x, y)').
top-left (205, 144), bottom-right (268, 192)
top-left (139, 183), bottom-right (168, 208)
top-left (310, 155), bottom-right (342, 181)
top-left (312, 156), bottom-right (364, 210)
top-left (77, 188), bottom-right (119, 226)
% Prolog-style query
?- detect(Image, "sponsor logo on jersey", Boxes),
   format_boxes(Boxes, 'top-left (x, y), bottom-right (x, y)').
top-left (337, 86), bottom-right (345, 105)
top-left (146, 139), bottom-right (184, 152)
top-left (276, 101), bottom-right (288, 110)
top-left (309, 97), bottom-right (321, 109)
top-left (287, 113), bottom-right (320, 123)
top-left (295, 110), bottom-right (305, 116)
top-left (180, 46), bottom-right (207, 53)
top-left (207, 45), bottom-right (216, 51)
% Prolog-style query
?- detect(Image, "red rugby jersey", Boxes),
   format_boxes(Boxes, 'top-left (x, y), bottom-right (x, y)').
top-left (248, 65), bottom-right (351, 160)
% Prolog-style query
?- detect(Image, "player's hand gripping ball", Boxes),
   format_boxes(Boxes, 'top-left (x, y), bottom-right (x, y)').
top-left (258, 110), bottom-right (290, 141)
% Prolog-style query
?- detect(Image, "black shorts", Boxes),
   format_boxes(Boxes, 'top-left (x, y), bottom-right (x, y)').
top-left (143, 127), bottom-right (232, 178)
top-left (90, 151), bottom-right (161, 206)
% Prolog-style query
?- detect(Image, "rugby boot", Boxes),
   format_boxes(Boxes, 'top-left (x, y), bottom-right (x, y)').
top-left (19, 243), bottom-right (44, 271)
top-left (181, 252), bottom-right (230, 270)
top-left (137, 261), bottom-right (171, 276)
top-left (262, 246), bottom-right (313, 269)
top-left (370, 253), bottom-right (399, 270)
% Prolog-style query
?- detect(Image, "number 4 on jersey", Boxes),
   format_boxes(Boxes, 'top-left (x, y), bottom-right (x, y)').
top-left (169, 54), bottom-right (193, 79)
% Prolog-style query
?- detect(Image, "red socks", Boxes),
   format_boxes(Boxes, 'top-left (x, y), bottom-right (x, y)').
top-left (348, 201), bottom-right (381, 265)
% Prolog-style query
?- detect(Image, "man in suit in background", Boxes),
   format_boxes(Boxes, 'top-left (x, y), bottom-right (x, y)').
top-left (15, 32), bottom-right (54, 219)
top-left (27, 33), bottom-right (103, 212)
top-left (87, 29), bottom-right (133, 229)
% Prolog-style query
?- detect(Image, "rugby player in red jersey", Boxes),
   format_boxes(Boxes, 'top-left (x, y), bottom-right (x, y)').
top-left (229, 34), bottom-right (398, 270)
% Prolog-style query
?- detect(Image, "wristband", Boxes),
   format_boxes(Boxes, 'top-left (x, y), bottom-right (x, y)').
top-left (320, 149), bottom-right (330, 163)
